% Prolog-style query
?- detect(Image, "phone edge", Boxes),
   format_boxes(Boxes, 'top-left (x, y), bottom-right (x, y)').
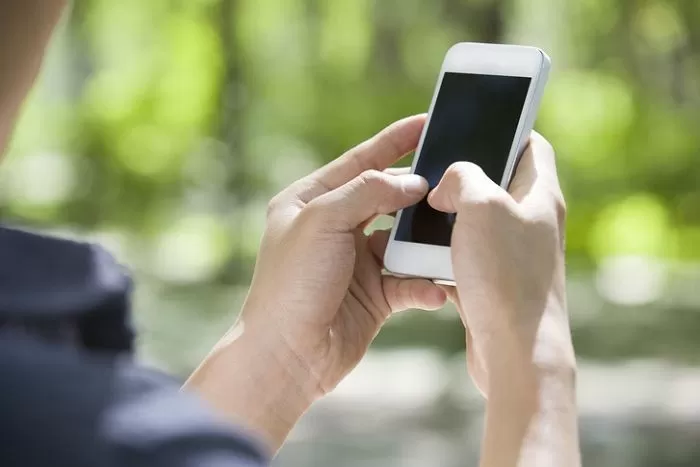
top-left (384, 45), bottom-right (552, 282)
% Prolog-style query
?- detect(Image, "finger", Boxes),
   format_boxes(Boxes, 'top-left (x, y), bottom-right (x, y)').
top-left (294, 115), bottom-right (426, 202)
top-left (368, 229), bottom-right (390, 263)
top-left (306, 171), bottom-right (428, 231)
top-left (528, 131), bottom-right (560, 184)
top-left (382, 276), bottom-right (447, 312)
top-left (510, 132), bottom-right (566, 222)
top-left (357, 168), bottom-right (411, 230)
top-left (438, 284), bottom-right (459, 304)
top-left (359, 209), bottom-right (398, 232)
top-left (383, 166), bottom-right (412, 176)
top-left (438, 284), bottom-right (466, 323)
top-left (427, 161), bottom-right (512, 214)
top-left (510, 132), bottom-right (561, 202)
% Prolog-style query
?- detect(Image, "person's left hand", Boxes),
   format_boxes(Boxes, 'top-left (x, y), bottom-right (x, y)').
top-left (186, 115), bottom-right (446, 451)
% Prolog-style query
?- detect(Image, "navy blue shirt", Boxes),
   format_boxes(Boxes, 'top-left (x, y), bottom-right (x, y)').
top-left (0, 226), bottom-right (269, 467)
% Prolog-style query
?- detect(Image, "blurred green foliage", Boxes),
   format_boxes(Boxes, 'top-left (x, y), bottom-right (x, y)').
top-left (2, 0), bottom-right (699, 370)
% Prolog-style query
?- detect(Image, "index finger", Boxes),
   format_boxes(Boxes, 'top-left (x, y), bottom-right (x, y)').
top-left (509, 131), bottom-right (562, 204)
top-left (294, 115), bottom-right (426, 203)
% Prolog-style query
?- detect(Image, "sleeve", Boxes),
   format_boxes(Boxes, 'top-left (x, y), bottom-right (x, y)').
top-left (0, 333), bottom-right (270, 467)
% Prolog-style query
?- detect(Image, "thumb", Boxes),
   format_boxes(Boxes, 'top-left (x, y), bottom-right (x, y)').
top-left (305, 170), bottom-right (428, 231)
top-left (427, 161), bottom-right (507, 214)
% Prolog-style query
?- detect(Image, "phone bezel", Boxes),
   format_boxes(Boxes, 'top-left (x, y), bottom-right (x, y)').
top-left (384, 42), bottom-right (550, 283)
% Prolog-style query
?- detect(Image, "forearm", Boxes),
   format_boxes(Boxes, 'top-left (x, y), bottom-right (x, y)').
top-left (481, 364), bottom-right (579, 467)
top-left (0, 0), bottom-right (66, 152)
top-left (479, 300), bottom-right (580, 467)
top-left (183, 319), bottom-right (319, 454)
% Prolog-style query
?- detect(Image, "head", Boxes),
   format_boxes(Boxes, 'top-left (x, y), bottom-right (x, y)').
top-left (0, 0), bottom-right (67, 155)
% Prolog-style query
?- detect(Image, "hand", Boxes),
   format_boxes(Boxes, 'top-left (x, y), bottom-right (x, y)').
top-left (430, 133), bottom-right (580, 467)
top-left (429, 132), bottom-right (573, 395)
top-left (186, 115), bottom-right (446, 451)
top-left (244, 114), bottom-right (447, 390)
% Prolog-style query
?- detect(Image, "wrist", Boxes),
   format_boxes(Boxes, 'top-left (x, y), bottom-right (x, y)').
top-left (484, 306), bottom-right (577, 414)
top-left (485, 289), bottom-right (574, 374)
top-left (488, 357), bottom-right (576, 400)
top-left (185, 319), bottom-right (320, 453)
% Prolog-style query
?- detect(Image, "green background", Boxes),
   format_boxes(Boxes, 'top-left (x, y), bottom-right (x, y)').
top-left (2, 0), bottom-right (699, 465)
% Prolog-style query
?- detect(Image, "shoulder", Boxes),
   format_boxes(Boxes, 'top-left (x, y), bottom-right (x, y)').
top-left (0, 225), bottom-right (134, 351)
top-left (0, 333), bottom-right (269, 467)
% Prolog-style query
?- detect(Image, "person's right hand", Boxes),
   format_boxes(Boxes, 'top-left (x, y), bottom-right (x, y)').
top-left (428, 133), bottom-right (574, 397)
top-left (186, 115), bottom-right (446, 453)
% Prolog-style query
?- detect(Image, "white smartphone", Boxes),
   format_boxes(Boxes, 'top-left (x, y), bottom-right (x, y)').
top-left (383, 42), bottom-right (551, 284)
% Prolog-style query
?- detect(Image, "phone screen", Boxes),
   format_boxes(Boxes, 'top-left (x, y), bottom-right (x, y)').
top-left (395, 72), bottom-right (532, 246)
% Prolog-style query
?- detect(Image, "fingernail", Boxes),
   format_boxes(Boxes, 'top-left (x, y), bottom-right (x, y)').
top-left (400, 174), bottom-right (428, 196)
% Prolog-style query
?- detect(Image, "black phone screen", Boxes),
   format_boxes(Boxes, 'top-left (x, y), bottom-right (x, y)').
top-left (395, 72), bottom-right (532, 246)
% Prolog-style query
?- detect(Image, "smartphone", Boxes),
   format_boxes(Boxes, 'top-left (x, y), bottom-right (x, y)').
top-left (383, 42), bottom-right (551, 284)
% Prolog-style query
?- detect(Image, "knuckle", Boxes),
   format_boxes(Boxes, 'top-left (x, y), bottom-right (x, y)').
top-left (522, 191), bottom-right (567, 241)
top-left (523, 208), bottom-right (551, 228)
top-left (396, 279), bottom-right (414, 311)
top-left (528, 210), bottom-right (566, 252)
top-left (456, 196), bottom-right (499, 221)
top-left (486, 191), bottom-right (511, 208)
top-left (541, 136), bottom-right (556, 155)
top-left (553, 192), bottom-right (567, 227)
top-left (358, 170), bottom-right (394, 211)
top-left (298, 199), bottom-right (325, 226)
top-left (446, 161), bottom-right (481, 179)
top-left (359, 169), bottom-right (388, 187)
top-left (266, 193), bottom-right (284, 218)
top-left (468, 191), bottom-right (510, 212)
top-left (444, 162), bottom-right (482, 197)
top-left (533, 186), bottom-right (566, 227)
top-left (531, 131), bottom-right (554, 152)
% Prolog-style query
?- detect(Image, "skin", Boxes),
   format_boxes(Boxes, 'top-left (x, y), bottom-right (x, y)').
top-left (0, 0), bottom-right (67, 154)
top-left (430, 136), bottom-right (579, 467)
top-left (186, 115), bottom-right (449, 447)
top-left (187, 122), bottom-right (580, 467)
top-left (2, 1), bottom-right (581, 466)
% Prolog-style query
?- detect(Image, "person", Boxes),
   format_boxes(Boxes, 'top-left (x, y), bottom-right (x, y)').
top-left (0, 1), bottom-right (580, 466)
